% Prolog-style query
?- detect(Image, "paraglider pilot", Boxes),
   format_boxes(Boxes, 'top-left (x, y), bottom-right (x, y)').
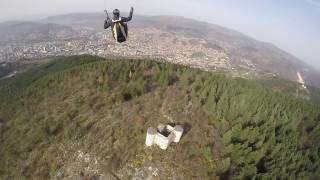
top-left (104, 7), bottom-right (134, 43)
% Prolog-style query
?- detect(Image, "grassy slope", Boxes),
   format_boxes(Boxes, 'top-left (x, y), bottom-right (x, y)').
top-left (0, 55), bottom-right (319, 179)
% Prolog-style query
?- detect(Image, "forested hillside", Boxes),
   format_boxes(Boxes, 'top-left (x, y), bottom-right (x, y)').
top-left (0, 55), bottom-right (319, 179)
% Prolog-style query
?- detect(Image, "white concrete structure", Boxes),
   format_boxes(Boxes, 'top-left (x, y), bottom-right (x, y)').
top-left (145, 124), bottom-right (184, 150)
top-left (173, 125), bottom-right (184, 143)
top-left (146, 127), bottom-right (157, 146)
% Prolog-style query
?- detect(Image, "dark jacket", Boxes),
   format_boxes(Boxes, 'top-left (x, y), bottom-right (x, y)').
top-left (104, 10), bottom-right (133, 43)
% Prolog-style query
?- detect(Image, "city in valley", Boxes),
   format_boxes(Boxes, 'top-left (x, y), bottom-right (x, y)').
top-left (0, 27), bottom-right (233, 72)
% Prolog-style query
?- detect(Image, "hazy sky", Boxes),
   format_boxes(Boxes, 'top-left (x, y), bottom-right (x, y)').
top-left (0, 0), bottom-right (319, 70)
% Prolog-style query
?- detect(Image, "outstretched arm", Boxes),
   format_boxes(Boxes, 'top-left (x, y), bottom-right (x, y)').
top-left (122, 7), bottom-right (134, 22)
top-left (104, 10), bottom-right (112, 29)
top-left (104, 19), bottom-right (111, 29)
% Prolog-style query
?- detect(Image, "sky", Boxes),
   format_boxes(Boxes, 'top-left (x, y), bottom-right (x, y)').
top-left (0, 0), bottom-right (319, 70)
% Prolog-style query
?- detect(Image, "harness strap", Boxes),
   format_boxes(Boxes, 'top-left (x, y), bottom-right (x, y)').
top-left (112, 24), bottom-right (118, 40)
top-left (118, 23), bottom-right (127, 40)
top-left (112, 17), bottom-right (122, 23)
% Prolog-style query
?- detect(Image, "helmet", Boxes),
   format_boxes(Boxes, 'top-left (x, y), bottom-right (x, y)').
top-left (113, 9), bottom-right (120, 16)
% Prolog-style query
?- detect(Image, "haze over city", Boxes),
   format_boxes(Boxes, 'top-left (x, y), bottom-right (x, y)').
top-left (0, 0), bottom-right (319, 71)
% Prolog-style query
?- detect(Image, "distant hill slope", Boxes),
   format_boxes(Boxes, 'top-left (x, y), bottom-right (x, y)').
top-left (41, 13), bottom-right (320, 88)
top-left (0, 55), bottom-right (319, 179)
top-left (0, 21), bottom-right (78, 43)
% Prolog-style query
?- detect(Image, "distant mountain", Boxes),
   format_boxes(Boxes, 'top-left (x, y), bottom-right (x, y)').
top-left (42, 13), bottom-right (105, 31)
top-left (41, 13), bottom-right (320, 87)
top-left (0, 21), bottom-right (79, 43)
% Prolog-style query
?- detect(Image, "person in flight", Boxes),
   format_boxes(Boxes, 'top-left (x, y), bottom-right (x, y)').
top-left (104, 7), bottom-right (134, 43)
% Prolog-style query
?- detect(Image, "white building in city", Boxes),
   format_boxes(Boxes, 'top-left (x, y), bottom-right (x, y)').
top-left (145, 124), bottom-right (184, 150)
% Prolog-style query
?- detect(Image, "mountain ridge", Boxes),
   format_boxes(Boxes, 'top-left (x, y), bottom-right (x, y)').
top-left (0, 21), bottom-right (78, 43)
